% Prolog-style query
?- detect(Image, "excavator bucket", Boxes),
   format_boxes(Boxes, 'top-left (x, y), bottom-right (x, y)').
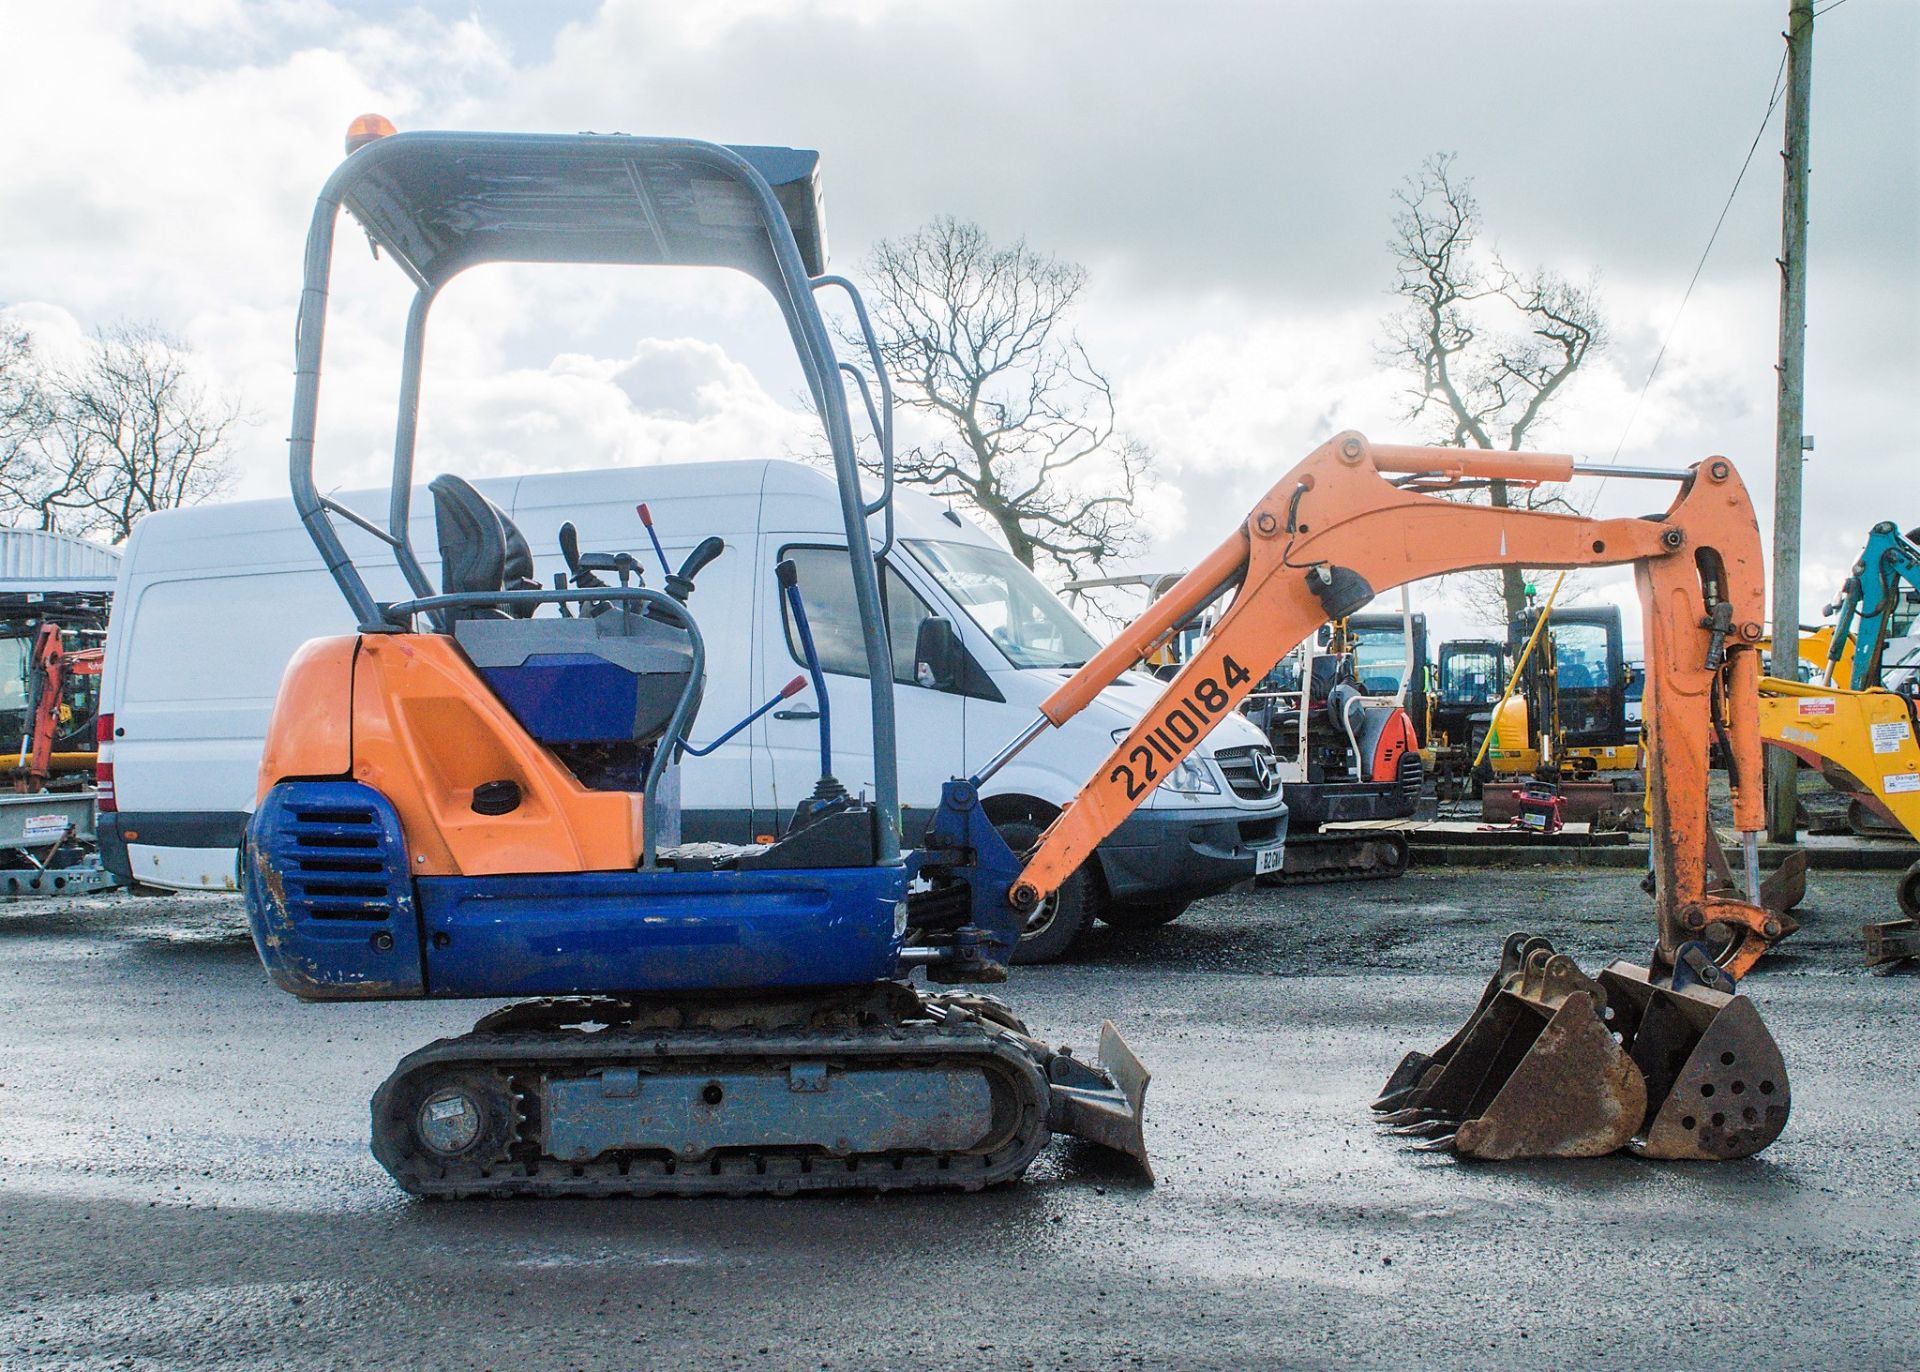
top-left (1374, 932), bottom-right (1548, 1113)
top-left (1376, 940), bottom-right (1646, 1159)
top-left (1597, 955), bottom-right (1790, 1160)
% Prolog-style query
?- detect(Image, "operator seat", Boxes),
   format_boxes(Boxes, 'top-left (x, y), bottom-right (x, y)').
top-left (427, 472), bottom-right (702, 756)
top-left (428, 474), bottom-right (539, 618)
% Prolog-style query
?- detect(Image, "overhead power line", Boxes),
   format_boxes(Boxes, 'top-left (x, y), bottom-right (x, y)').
top-left (1601, 47), bottom-right (1790, 471)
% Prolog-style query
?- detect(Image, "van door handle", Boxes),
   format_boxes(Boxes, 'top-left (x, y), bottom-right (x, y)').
top-left (773, 707), bottom-right (820, 721)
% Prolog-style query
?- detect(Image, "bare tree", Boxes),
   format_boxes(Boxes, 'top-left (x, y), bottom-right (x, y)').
top-left (845, 217), bottom-right (1149, 575)
top-left (0, 318), bottom-right (66, 527)
top-left (1381, 154), bottom-right (1607, 622)
top-left (17, 323), bottom-right (242, 542)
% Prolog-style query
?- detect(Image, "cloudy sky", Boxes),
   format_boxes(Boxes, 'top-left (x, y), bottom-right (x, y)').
top-left (2, 0), bottom-right (1914, 643)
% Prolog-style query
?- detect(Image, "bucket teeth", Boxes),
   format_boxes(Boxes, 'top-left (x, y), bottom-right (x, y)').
top-left (1597, 962), bottom-right (1790, 1160)
top-left (1375, 1107), bottom-right (1436, 1126)
top-left (1390, 1119), bottom-right (1460, 1139)
top-left (1377, 935), bottom-right (1648, 1161)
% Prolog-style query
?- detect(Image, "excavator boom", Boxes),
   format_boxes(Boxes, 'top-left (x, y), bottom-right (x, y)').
top-left (966, 432), bottom-right (1791, 1162)
top-left (1007, 432), bottom-right (1775, 974)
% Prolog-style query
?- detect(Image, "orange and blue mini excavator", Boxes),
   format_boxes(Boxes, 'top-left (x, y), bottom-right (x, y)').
top-left (250, 125), bottom-right (1792, 1196)
top-left (244, 127), bottom-right (1149, 1197)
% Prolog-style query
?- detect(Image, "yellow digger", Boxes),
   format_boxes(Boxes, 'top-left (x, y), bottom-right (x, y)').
top-left (1757, 529), bottom-right (1920, 961)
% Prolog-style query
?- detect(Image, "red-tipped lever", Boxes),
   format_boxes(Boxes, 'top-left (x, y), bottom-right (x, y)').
top-left (679, 676), bottom-right (816, 759)
top-left (636, 503), bottom-right (672, 579)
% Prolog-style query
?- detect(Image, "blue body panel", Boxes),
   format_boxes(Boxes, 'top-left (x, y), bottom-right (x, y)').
top-left (244, 781), bottom-right (425, 1000)
top-left (415, 867), bottom-right (907, 997)
top-left (247, 780), bottom-right (909, 1001)
top-left (478, 653), bottom-right (642, 745)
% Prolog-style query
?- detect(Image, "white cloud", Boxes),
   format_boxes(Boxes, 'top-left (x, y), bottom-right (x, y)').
top-left (0, 0), bottom-right (1912, 643)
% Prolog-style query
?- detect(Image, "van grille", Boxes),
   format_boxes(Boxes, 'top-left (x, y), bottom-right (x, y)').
top-left (1214, 745), bottom-right (1282, 801)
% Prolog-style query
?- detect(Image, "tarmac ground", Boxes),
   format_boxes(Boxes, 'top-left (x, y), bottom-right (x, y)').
top-left (2, 866), bottom-right (1915, 1370)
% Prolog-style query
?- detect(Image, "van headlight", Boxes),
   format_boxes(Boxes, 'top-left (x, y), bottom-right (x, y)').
top-left (1112, 730), bottom-right (1221, 795)
top-left (1160, 755), bottom-right (1221, 795)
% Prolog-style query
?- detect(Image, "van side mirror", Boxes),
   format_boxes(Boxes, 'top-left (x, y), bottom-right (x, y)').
top-left (914, 617), bottom-right (965, 692)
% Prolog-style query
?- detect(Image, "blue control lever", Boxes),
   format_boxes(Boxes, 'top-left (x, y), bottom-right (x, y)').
top-left (775, 558), bottom-right (833, 784)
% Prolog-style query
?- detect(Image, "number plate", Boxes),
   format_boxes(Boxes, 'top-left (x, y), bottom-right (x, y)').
top-left (1254, 846), bottom-right (1284, 876)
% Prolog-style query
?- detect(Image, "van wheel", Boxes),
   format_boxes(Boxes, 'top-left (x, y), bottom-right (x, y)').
top-left (1099, 898), bottom-right (1191, 931)
top-left (997, 819), bottom-right (1092, 964)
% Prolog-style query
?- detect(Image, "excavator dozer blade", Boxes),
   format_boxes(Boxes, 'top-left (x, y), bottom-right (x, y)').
top-left (1374, 932), bottom-right (1552, 1113)
top-left (1379, 945), bottom-right (1647, 1160)
top-left (1047, 1021), bottom-right (1153, 1179)
top-left (1598, 962), bottom-right (1790, 1160)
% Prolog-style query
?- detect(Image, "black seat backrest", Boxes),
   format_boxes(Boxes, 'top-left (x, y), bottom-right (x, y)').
top-left (428, 474), bottom-right (540, 617)
top-left (1309, 652), bottom-right (1355, 703)
top-left (430, 475), bottom-right (505, 596)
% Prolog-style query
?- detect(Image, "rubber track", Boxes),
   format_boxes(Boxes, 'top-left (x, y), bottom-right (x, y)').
top-left (1262, 833), bottom-right (1412, 887)
top-left (370, 1017), bottom-right (1053, 1199)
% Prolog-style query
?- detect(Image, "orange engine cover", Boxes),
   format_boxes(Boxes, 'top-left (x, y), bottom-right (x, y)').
top-left (257, 634), bottom-right (644, 876)
top-left (1368, 707), bottom-right (1419, 785)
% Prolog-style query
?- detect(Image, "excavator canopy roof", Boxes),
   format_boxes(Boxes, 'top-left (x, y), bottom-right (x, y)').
top-left (327, 131), bottom-right (828, 288)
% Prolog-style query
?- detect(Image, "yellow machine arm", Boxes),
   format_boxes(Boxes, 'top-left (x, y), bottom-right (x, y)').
top-left (990, 431), bottom-right (1780, 976)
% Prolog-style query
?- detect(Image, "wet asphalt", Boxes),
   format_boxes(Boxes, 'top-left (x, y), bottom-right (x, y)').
top-left (2, 868), bottom-right (1915, 1371)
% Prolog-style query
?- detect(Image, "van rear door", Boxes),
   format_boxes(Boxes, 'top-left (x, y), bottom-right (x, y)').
top-left (111, 565), bottom-right (357, 888)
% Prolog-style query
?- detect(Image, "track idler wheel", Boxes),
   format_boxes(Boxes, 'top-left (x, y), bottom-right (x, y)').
top-left (1598, 949), bottom-right (1790, 1160)
top-left (372, 1064), bottom-right (518, 1193)
top-left (1376, 938), bottom-right (1645, 1160)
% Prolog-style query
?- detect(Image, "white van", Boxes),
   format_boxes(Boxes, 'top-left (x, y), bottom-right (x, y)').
top-left (98, 460), bottom-right (1287, 958)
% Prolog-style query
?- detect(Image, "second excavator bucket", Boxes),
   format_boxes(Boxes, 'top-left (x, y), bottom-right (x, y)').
top-left (1376, 937), bottom-right (1647, 1160)
top-left (1597, 953), bottom-right (1790, 1160)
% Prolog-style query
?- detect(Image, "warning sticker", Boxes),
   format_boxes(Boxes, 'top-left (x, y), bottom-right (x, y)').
top-left (1870, 719), bottom-right (1912, 754)
top-left (21, 814), bottom-right (70, 844)
top-left (1781, 725), bottom-right (1819, 745)
top-left (1797, 698), bottom-right (1837, 716)
top-left (1886, 772), bottom-right (1920, 796)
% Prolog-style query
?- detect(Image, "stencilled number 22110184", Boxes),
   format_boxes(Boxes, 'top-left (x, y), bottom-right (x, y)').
top-left (1107, 655), bottom-right (1253, 800)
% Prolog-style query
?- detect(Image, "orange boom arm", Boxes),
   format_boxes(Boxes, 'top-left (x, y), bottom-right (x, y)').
top-left (1005, 432), bottom-right (1773, 975)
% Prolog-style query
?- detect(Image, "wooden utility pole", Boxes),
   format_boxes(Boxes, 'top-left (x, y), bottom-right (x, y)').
top-left (1766, 0), bottom-right (1815, 842)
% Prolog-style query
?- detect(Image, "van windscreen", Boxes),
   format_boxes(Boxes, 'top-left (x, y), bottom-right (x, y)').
top-left (906, 540), bottom-right (1103, 670)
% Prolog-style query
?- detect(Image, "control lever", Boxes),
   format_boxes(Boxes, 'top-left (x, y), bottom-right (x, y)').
top-left (775, 558), bottom-right (839, 800)
top-left (668, 537), bottom-right (725, 603)
top-left (681, 675), bottom-right (808, 758)
top-left (577, 551), bottom-right (645, 583)
top-left (557, 521), bottom-right (605, 589)
top-left (637, 503), bottom-right (673, 581)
